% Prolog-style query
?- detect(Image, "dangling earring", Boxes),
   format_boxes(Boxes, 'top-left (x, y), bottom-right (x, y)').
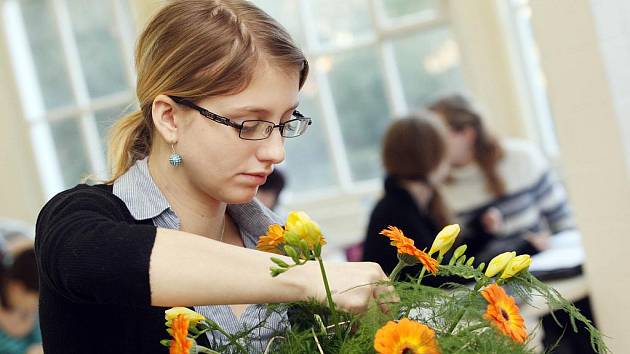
top-left (169, 143), bottom-right (183, 167)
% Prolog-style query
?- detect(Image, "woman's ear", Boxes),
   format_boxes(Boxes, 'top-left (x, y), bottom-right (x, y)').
top-left (152, 95), bottom-right (179, 143)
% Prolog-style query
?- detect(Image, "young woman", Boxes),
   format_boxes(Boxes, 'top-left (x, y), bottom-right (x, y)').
top-left (362, 113), bottom-right (453, 284)
top-left (35, 1), bottom-right (390, 353)
top-left (428, 94), bottom-right (575, 260)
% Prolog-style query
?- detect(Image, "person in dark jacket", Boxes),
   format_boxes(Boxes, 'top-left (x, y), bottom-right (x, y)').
top-left (362, 113), bottom-right (453, 285)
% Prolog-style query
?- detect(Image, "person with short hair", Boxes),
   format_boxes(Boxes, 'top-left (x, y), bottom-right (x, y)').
top-left (362, 113), bottom-right (453, 284)
top-left (0, 248), bottom-right (42, 354)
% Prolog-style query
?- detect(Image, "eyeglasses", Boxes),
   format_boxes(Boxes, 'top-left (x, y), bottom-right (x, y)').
top-left (169, 96), bottom-right (312, 140)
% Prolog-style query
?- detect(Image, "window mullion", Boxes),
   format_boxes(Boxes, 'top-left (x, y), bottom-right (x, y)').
top-left (312, 67), bottom-right (354, 190)
top-left (50, 0), bottom-right (107, 178)
top-left (112, 0), bottom-right (137, 90)
top-left (379, 41), bottom-right (407, 117)
top-left (2, 0), bottom-right (64, 197)
top-left (298, 0), bottom-right (353, 190)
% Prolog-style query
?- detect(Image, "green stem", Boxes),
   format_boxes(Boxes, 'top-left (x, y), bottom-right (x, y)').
top-left (416, 267), bottom-right (426, 285)
top-left (195, 345), bottom-right (221, 354)
top-left (463, 323), bottom-right (489, 333)
top-left (418, 254), bottom-right (442, 285)
top-left (316, 256), bottom-right (342, 340)
top-left (389, 260), bottom-right (406, 282)
top-left (448, 280), bottom-right (484, 335)
top-left (447, 308), bottom-right (467, 334)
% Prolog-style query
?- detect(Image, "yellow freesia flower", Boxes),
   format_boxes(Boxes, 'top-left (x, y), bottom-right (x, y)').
top-left (285, 211), bottom-right (326, 249)
top-left (165, 307), bottom-right (205, 326)
top-left (485, 251), bottom-right (516, 277)
top-left (500, 254), bottom-right (532, 279)
top-left (429, 224), bottom-right (460, 257)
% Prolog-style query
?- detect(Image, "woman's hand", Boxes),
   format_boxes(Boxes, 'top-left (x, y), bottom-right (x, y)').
top-left (526, 230), bottom-right (551, 251)
top-left (298, 261), bottom-right (396, 314)
top-left (481, 207), bottom-right (503, 234)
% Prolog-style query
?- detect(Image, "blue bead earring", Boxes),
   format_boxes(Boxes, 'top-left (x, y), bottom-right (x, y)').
top-left (169, 143), bottom-right (183, 167)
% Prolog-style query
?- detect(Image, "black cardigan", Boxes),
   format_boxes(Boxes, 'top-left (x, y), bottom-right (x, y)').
top-left (35, 184), bottom-right (210, 353)
top-left (362, 177), bottom-right (447, 285)
top-left (362, 177), bottom-right (538, 286)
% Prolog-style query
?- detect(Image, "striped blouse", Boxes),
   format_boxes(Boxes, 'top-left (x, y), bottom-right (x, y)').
top-left (441, 139), bottom-right (575, 240)
top-left (113, 158), bottom-right (286, 352)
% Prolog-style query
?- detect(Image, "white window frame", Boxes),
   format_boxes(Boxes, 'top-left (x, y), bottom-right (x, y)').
top-left (498, 0), bottom-right (560, 159)
top-left (2, 0), bottom-right (136, 199)
top-left (5, 0), bottom-right (459, 203)
top-left (279, 0), bottom-right (455, 203)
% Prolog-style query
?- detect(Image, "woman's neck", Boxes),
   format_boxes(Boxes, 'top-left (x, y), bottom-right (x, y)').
top-left (401, 180), bottom-right (434, 209)
top-left (147, 154), bottom-right (226, 241)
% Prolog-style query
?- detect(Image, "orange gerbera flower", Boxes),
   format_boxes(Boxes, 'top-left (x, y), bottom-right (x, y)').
top-left (256, 224), bottom-right (286, 254)
top-left (169, 314), bottom-right (193, 354)
top-left (411, 249), bottom-right (439, 275)
top-left (374, 318), bottom-right (440, 354)
top-left (481, 284), bottom-right (528, 344)
top-left (380, 226), bottom-right (439, 275)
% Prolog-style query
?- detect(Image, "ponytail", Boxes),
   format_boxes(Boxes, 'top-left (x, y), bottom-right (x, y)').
top-left (106, 109), bottom-right (152, 183)
top-left (429, 190), bottom-right (453, 228)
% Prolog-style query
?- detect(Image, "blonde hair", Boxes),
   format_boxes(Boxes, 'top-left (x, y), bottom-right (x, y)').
top-left (107, 0), bottom-right (309, 182)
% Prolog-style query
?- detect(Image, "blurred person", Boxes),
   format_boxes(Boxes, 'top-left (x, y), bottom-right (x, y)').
top-left (34, 1), bottom-right (391, 353)
top-left (428, 94), bottom-right (574, 258)
top-left (0, 248), bottom-right (42, 354)
top-left (429, 94), bottom-right (595, 354)
top-left (0, 219), bottom-right (35, 260)
top-left (257, 168), bottom-right (286, 210)
top-left (361, 113), bottom-right (455, 284)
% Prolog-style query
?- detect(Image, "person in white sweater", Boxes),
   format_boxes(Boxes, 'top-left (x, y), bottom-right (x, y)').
top-left (428, 95), bottom-right (575, 259)
top-left (429, 94), bottom-right (597, 354)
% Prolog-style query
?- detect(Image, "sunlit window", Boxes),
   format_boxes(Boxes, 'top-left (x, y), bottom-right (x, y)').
top-left (3, 0), bottom-right (466, 199)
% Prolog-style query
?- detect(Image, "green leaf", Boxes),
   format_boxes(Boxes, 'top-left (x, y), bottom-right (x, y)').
top-left (456, 255), bottom-right (466, 265)
top-left (284, 245), bottom-right (300, 262)
top-left (271, 257), bottom-right (290, 268)
top-left (270, 266), bottom-right (288, 277)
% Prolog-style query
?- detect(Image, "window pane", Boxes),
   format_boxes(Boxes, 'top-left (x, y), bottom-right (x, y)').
top-left (66, 0), bottom-right (129, 98)
top-left (312, 0), bottom-right (373, 47)
top-left (393, 27), bottom-right (466, 110)
top-left (380, 0), bottom-right (439, 19)
top-left (283, 83), bottom-right (337, 192)
top-left (20, 0), bottom-right (75, 109)
top-left (327, 47), bottom-right (391, 182)
top-left (252, 0), bottom-right (304, 46)
top-left (50, 118), bottom-right (90, 188)
top-left (94, 103), bottom-right (135, 150)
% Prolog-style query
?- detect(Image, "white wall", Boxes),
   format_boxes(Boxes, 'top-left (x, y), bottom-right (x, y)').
top-left (0, 20), bottom-right (44, 224)
top-left (590, 0), bottom-right (630, 177)
top-left (529, 0), bottom-right (630, 351)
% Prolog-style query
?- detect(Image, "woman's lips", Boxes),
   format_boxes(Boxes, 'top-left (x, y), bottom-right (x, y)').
top-left (240, 173), bottom-right (268, 185)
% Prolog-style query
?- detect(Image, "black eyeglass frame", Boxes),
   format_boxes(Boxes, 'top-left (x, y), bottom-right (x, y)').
top-left (168, 95), bottom-right (312, 140)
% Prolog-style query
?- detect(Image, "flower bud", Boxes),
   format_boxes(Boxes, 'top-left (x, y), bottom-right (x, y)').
top-left (449, 244), bottom-right (467, 265)
top-left (165, 307), bottom-right (205, 326)
top-left (429, 224), bottom-right (460, 257)
top-left (500, 254), bottom-right (532, 279)
top-left (485, 251), bottom-right (516, 277)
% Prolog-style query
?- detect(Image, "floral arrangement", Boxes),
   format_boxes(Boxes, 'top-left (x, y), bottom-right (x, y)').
top-left (162, 211), bottom-right (607, 354)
